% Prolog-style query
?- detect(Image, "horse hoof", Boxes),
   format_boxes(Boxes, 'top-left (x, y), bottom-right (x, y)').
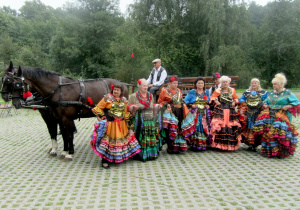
top-left (65, 154), bottom-right (73, 160)
top-left (49, 150), bottom-right (57, 156)
top-left (47, 147), bottom-right (52, 153)
top-left (60, 151), bottom-right (68, 158)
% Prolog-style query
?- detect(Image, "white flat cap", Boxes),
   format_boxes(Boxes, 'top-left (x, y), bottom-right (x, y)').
top-left (152, 58), bottom-right (161, 63)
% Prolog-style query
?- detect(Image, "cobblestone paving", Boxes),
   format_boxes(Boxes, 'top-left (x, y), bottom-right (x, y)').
top-left (1, 109), bottom-right (300, 210)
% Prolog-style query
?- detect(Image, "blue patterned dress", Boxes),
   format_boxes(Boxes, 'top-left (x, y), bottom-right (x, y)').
top-left (184, 89), bottom-right (211, 150)
top-left (238, 89), bottom-right (268, 148)
top-left (253, 89), bottom-right (300, 158)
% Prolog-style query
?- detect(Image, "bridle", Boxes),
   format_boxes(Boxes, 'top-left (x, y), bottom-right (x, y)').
top-left (1, 71), bottom-right (28, 100)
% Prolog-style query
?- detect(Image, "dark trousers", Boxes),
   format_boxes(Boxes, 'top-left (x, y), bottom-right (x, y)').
top-left (148, 86), bottom-right (160, 101)
top-left (148, 86), bottom-right (160, 95)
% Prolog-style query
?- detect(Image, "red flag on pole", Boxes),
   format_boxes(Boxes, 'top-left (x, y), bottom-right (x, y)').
top-left (131, 53), bottom-right (134, 58)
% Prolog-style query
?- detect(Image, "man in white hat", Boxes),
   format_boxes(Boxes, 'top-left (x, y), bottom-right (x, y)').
top-left (146, 58), bottom-right (167, 97)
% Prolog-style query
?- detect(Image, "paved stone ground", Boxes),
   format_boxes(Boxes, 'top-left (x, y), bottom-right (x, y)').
top-left (1, 107), bottom-right (300, 210)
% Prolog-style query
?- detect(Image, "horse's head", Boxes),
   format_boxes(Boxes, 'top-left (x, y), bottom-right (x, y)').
top-left (1, 61), bottom-right (18, 102)
top-left (1, 63), bottom-right (27, 109)
top-left (11, 66), bottom-right (27, 109)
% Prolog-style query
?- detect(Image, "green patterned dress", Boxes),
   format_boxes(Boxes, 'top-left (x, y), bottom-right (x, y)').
top-left (128, 91), bottom-right (160, 161)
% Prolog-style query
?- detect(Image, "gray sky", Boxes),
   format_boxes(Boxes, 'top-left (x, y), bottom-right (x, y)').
top-left (0, 0), bottom-right (273, 14)
top-left (0, 0), bottom-right (134, 14)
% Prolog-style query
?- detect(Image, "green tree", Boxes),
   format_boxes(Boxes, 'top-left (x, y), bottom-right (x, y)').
top-left (0, 33), bottom-right (19, 64)
top-left (49, 0), bottom-right (123, 78)
top-left (253, 0), bottom-right (300, 88)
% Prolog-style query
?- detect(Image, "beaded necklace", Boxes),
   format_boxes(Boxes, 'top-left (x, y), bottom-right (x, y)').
top-left (220, 88), bottom-right (233, 103)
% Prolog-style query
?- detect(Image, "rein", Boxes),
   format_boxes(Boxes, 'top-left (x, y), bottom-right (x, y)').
top-left (2, 72), bottom-right (107, 109)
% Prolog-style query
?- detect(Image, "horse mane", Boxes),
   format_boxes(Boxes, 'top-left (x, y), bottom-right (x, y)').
top-left (22, 67), bottom-right (61, 80)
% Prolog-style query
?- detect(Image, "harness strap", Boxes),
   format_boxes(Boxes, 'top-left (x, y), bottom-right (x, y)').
top-left (59, 76), bottom-right (63, 101)
top-left (78, 79), bottom-right (86, 103)
top-left (103, 79), bottom-right (110, 94)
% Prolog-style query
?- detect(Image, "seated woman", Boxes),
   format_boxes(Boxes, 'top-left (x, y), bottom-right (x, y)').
top-left (238, 78), bottom-right (268, 152)
top-left (253, 73), bottom-right (300, 158)
top-left (209, 76), bottom-right (242, 151)
top-left (184, 77), bottom-right (211, 151)
top-left (90, 83), bottom-right (141, 169)
top-left (127, 79), bottom-right (161, 162)
top-left (158, 76), bottom-right (195, 154)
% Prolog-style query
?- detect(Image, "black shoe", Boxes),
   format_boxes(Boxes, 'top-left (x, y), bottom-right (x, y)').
top-left (58, 131), bottom-right (62, 135)
top-left (167, 149), bottom-right (179, 154)
top-left (247, 146), bottom-right (252, 151)
top-left (252, 147), bottom-right (257, 152)
top-left (102, 162), bottom-right (110, 169)
top-left (132, 155), bottom-right (146, 162)
top-left (167, 149), bottom-right (173, 154)
top-left (190, 147), bottom-right (199, 152)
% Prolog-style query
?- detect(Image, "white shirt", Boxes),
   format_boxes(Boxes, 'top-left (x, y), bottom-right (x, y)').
top-left (146, 66), bottom-right (167, 86)
top-left (209, 83), bottom-right (222, 96)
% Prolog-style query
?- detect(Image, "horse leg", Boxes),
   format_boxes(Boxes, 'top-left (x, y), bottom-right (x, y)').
top-left (59, 121), bottom-right (69, 158)
top-left (39, 110), bottom-right (59, 155)
top-left (60, 118), bottom-right (75, 160)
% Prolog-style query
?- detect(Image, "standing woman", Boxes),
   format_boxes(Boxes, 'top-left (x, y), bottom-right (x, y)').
top-left (238, 78), bottom-right (268, 151)
top-left (127, 79), bottom-right (161, 162)
top-left (209, 76), bottom-right (242, 151)
top-left (184, 77), bottom-right (211, 151)
top-left (254, 73), bottom-right (300, 158)
top-left (158, 76), bottom-right (195, 154)
top-left (90, 83), bottom-right (141, 169)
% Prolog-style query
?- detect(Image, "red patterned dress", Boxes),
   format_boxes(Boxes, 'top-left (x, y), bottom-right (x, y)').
top-left (158, 87), bottom-right (195, 153)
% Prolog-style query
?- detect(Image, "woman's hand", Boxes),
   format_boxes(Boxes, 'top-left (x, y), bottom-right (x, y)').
top-left (128, 129), bottom-right (134, 135)
top-left (282, 105), bottom-right (292, 111)
top-left (214, 101), bottom-right (221, 106)
top-left (133, 105), bottom-right (139, 111)
top-left (262, 104), bottom-right (269, 109)
top-left (192, 104), bottom-right (197, 109)
top-left (167, 104), bottom-right (171, 109)
top-left (97, 115), bottom-right (103, 121)
top-left (232, 101), bottom-right (236, 107)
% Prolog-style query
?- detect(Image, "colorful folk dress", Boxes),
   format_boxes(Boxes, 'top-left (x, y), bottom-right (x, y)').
top-left (238, 89), bottom-right (268, 148)
top-left (210, 88), bottom-right (242, 151)
top-left (90, 94), bottom-right (141, 163)
top-left (184, 89), bottom-right (211, 150)
top-left (253, 89), bottom-right (300, 158)
top-left (128, 91), bottom-right (160, 161)
top-left (158, 87), bottom-right (195, 153)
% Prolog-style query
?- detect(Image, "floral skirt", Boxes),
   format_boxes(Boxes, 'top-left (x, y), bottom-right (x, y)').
top-left (210, 106), bottom-right (242, 151)
top-left (135, 119), bottom-right (159, 161)
top-left (163, 109), bottom-right (195, 152)
top-left (238, 103), bottom-right (261, 147)
top-left (90, 120), bottom-right (141, 163)
top-left (253, 109), bottom-right (298, 158)
top-left (190, 108), bottom-right (211, 151)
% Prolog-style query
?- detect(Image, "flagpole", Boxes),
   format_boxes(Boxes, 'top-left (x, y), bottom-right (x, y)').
top-left (131, 52), bottom-right (135, 94)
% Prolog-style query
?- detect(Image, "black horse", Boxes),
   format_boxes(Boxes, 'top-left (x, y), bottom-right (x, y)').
top-left (1, 62), bottom-right (128, 160)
